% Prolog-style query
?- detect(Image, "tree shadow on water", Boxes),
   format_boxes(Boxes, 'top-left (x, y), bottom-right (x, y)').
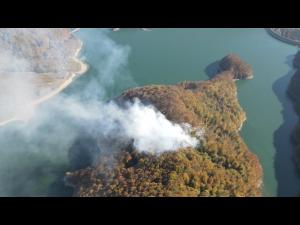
top-left (273, 54), bottom-right (300, 196)
top-left (205, 60), bottom-right (220, 78)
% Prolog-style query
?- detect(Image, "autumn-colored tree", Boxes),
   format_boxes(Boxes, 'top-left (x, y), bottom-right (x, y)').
top-left (66, 55), bottom-right (263, 197)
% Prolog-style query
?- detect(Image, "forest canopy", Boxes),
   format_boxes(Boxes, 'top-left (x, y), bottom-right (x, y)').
top-left (65, 55), bottom-right (263, 197)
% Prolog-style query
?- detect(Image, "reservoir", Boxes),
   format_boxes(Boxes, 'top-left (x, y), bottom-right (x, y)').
top-left (0, 28), bottom-right (299, 196)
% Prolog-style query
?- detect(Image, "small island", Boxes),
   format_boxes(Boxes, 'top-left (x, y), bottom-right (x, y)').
top-left (65, 55), bottom-right (263, 197)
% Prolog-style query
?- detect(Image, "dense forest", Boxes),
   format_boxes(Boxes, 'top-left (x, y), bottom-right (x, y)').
top-left (219, 54), bottom-right (253, 80)
top-left (65, 54), bottom-right (263, 197)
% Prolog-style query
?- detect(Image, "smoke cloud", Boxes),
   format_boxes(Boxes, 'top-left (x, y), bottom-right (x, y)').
top-left (0, 49), bottom-right (36, 122)
top-left (0, 28), bottom-right (202, 196)
top-left (97, 99), bottom-right (200, 153)
top-left (57, 97), bottom-right (200, 154)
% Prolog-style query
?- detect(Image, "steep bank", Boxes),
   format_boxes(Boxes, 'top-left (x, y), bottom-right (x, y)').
top-left (65, 54), bottom-right (263, 197)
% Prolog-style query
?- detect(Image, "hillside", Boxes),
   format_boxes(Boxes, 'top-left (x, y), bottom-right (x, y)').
top-left (65, 54), bottom-right (263, 197)
top-left (0, 28), bottom-right (87, 124)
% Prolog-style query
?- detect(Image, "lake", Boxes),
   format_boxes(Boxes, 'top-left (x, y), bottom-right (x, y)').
top-left (0, 28), bottom-right (299, 196)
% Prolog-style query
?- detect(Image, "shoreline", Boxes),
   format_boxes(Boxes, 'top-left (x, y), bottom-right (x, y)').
top-left (0, 35), bottom-right (88, 127)
top-left (266, 28), bottom-right (300, 47)
top-left (287, 52), bottom-right (300, 171)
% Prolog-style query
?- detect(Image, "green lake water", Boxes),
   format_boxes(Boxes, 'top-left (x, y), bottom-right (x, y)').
top-left (105, 28), bottom-right (300, 196)
top-left (0, 28), bottom-right (299, 196)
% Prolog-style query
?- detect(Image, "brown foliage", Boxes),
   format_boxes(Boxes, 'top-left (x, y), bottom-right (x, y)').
top-left (219, 54), bottom-right (253, 80)
top-left (66, 65), bottom-right (263, 197)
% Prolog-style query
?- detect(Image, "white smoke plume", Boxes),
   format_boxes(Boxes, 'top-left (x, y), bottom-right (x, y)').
top-left (0, 28), bottom-right (202, 196)
top-left (0, 49), bottom-right (36, 122)
top-left (98, 99), bottom-right (199, 153)
top-left (56, 97), bottom-right (200, 154)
